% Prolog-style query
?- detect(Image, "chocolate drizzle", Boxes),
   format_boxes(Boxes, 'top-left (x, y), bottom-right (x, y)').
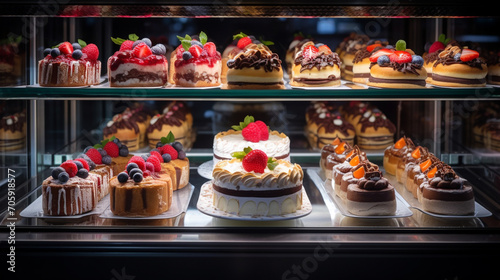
top-left (227, 44), bottom-right (282, 72)
top-left (0, 113), bottom-right (25, 133)
top-left (317, 116), bottom-right (355, 135)
top-left (434, 45), bottom-right (485, 69)
top-left (294, 52), bottom-right (341, 72)
top-left (103, 112), bottom-right (140, 135)
top-left (357, 109), bottom-right (396, 133)
top-left (146, 101), bottom-right (188, 133)
top-left (369, 61), bottom-right (423, 75)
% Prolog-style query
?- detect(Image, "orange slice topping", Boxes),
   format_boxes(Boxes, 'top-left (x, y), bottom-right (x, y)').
top-left (394, 137), bottom-right (406, 149)
top-left (411, 148), bottom-right (421, 159)
top-left (427, 166), bottom-right (438, 179)
top-left (346, 149), bottom-right (355, 159)
top-left (349, 155), bottom-right (360, 166)
top-left (331, 137), bottom-right (342, 146)
top-left (334, 142), bottom-right (346, 154)
top-left (353, 166), bottom-right (365, 179)
top-left (419, 159), bottom-right (432, 172)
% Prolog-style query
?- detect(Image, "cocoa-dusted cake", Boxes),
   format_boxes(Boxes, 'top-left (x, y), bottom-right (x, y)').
top-left (345, 168), bottom-right (397, 216)
top-left (108, 35), bottom-right (168, 87)
top-left (305, 101), bottom-right (355, 149)
top-left (147, 101), bottom-right (195, 150)
top-left (42, 160), bottom-right (98, 216)
top-left (110, 155), bottom-right (173, 217)
top-left (290, 42), bottom-right (342, 87)
top-left (354, 108), bottom-right (396, 150)
top-left (383, 136), bottom-right (415, 176)
top-left (0, 112), bottom-right (26, 151)
top-left (39, 40), bottom-right (101, 87)
top-left (212, 148), bottom-right (303, 217)
top-left (323, 141), bottom-right (355, 180)
top-left (319, 137), bottom-right (343, 177)
top-left (338, 160), bottom-right (378, 201)
top-left (331, 146), bottom-right (368, 198)
top-left (213, 115), bottom-right (290, 166)
top-left (396, 145), bottom-right (423, 184)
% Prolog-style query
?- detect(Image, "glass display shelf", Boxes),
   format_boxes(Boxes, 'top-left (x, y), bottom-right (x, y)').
top-left (1, 85), bottom-right (499, 100)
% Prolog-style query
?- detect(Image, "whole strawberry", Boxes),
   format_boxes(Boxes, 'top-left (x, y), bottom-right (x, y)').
top-left (241, 122), bottom-right (261, 143)
top-left (242, 149), bottom-right (268, 173)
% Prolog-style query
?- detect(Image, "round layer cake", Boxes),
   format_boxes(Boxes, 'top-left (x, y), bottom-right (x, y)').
top-left (213, 129), bottom-right (290, 166)
top-left (212, 158), bottom-right (303, 216)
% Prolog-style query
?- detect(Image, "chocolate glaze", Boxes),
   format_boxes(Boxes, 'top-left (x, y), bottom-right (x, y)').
top-left (357, 109), bottom-right (396, 133)
top-left (146, 101), bottom-right (188, 133)
top-left (369, 61), bottom-right (423, 76)
top-left (434, 53), bottom-right (485, 69)
top-left (227, 49), bottom-right (281, 72)
top-left (0, 113), bottom-right (25, 133)
top-left (294, 52), bottom-right (341, 72)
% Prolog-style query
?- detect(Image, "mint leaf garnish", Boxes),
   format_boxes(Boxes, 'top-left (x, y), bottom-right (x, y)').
top-left (199, 31), bottom-right (207, 45)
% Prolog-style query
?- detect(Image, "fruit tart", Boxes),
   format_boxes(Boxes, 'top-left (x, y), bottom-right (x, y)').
top-left (108, 34), bottom-right (168, 87)
top-left (173, 32), bottom-right (222, 87)
top-left (39, 40), bottom-right (101, 87)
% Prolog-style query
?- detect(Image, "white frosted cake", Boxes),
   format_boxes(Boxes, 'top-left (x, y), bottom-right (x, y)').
top-left (213, 129), bottom-right (290, 166)
top-left (212, 158), bottom-right (303, 216)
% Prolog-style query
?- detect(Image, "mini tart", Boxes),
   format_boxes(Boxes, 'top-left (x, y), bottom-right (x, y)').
top-left (213, 129), bottom-right (290, 166)
top-left (431, 45), bottom-right (487, 87)
top-left (226, 43), bottom-right (284, 89)
top-left (290, 45), bottom-right (342, 87)
top-left (0, 113), bottom-right (26, 151)
top-left (331, 146), bottom-right (367, 192)
top-left (212, 158), bottom-right (303, 216)
top-left (109, 174), bottom-right (173, 217)
top-left (368, 62), bottom-right (427, 88)
top-left (355, 109), bottom-right (396, 150)
top-left (346, 175), bottom-right (396, 216)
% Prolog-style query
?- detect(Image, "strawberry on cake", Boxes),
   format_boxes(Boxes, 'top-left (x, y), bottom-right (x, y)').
top-left (213, 116), bottom-right (290, 167)
top-left (108, 34), bottom-right (168, 87)
top-left (422, 34), bottom-right (451, 84)
top-left (173, 31), bottom-right (221, 87)
top-left (39, 40), bottom-right (101, 87)
top-left (290, 42), bottom-right (342, 87)
top-left (212, 147), bottom-right (304, 217)
top-left (367, 40), bottom-right (427, 88)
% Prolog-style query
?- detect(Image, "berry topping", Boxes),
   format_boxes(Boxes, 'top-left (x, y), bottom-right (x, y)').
top-left (178, 150), bottom-right (186, 160)
top-left (303, 45), bottom-right (319, 60)
top-left (254, 120), bottom-right (269, 141)
top-left (162, 153), bottom-right (172, 163)
top-left (367, 43), bottom-right (382, 52)
top-left (58, 42), bottom-right (73, 55)
top-left (460, 48), bottom-right (480, 62)
top-left (73, 158), bottom-right (90, 171)
top-left (58, 172), bottom-right (69, 183)
top-left (203, 42), bottom-right (217, 57)
top-left (128, 168), bottom-right (142, 179)
top-left (151, 44), bottom-right (166, 55)
top-left (128, 156), bottom-right (146, 172)
top-left (119, 146), bottom-right (129, 157)
top-left (242, 149), bottom-right (268, 173)
top-left (133, 172), bottom-right (143, 183)
top-left (241, 122), bottom-right (261, 143)
top-left (52, 167), bottom-right (65, 180)
top-left (149, 150), bottom-right (163, 163)
top-left (60, 160), bottom-right (78, 177)
top-left (133, 43), bottom-right (152, 58)
top-left (82, 43), bottom-right (99, 61)
top-left (103, 141), bottom-right (120, 158)
top-left (141, 38), bottom-right (152, 47)
top-left (171, 141), bottom-right (183, 152)
top-left (191, 40), bottom-right (203, 48)
top-left (389, 50), bottom-right (412, 63)
top-left (43, 48), bottom-right (52, 56)
top-left (161, 144), bottom-right (178, 160)
top-left (50, 48), bottom-right (60, 57)
top-left (188, 45), bottom-right (203, 58)
top-left (146, 156), bottom-right (161, 172)
top-left (73, 160), bottom-right (84, 170)
top-left (72, 49), bottom-right (83, 59)
top-left (317, 44), bottom-right (332, 54)
top-left (411, 55), bottom-right (424, 66)
top-left (377, 55), bottom-right (390, 66)
top-left (117, 172), bottom-right (129, 183)
top-left (72, 42), bottom-right (82, 50)
top-left (145, 162), bottom-right (155, 172)
top-left (102, 155), bottom-right (112, 165)
top-left (395, 40), bottom-right (407, 51)
top-left (77, 168), bottom-right (89, 179)
top-left (182, 51), bottom-right (192, 61)
top-left (237, 36), bottom-right (252, 49)
top-left (132, 40), bottom-right (144, 49)
top-left (120, 40), bottom-right (134, 51)
top-left (126, 162), bottom-right (139, 174)
top-left (428, 34), bottom-right (450, 53)
top-left (369, 48), bottom-right (393, 63)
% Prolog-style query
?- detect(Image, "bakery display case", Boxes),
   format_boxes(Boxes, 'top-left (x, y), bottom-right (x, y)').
top-left (1, 1), bottom-right (500, 279)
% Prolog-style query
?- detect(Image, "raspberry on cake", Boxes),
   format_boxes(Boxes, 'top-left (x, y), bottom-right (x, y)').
top-left (213, 115), bottom-right (290, 166)
top-left (367, 40), bottom-right (427, 88)
top-left (226, 43), bottom-right (285, 89)
top-left (173, 31), bottom-right (222, 87)
top-left (108, 34), bottom-right (168, 87)
top-left (38, 40), bottom-right (101, 87)
top-left (146, 101), bottom-right (195, 150)
top-left (432, 44), bottom-right (487, 87)
top-left (212, 148), bottom-right (304, 217)
top-left (290, 42), bottom-right (342, 87)
top-left (352, 40), bottom-right (389, 84)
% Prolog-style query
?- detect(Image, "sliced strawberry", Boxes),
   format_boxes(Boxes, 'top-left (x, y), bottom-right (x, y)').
top-left (254, 120), bottom-right (269, 141)
top-left (389, 51), bottom-right (412, 63)
top-left (460, 48), bottom-right (479, 62)
top-left (303, 45), bottom-right (318, 60)
top-left (366, 43), bottom-right (382, 53)
top-left (242, 149), bottom-right (268, 173)
top-left (241, 122), bottom-right (261, 143)
top-left (317, 44), bottom-right (332, 54)
top-left (60, 160), bottom-right (78, 177)
top-left (133, 43), bottom-right (152, 58)
top-left (203, 42), bottom-right (217, 57)
top-left (85, 148), bottom-right (102, 164)
top-left (120, 40), bottom-right (134, 51)
top-left (58, 42), bottom-right (73, 55)
top-left (428, 41), bottom-right (445, 54)
top-left (369, 48), bottom-right (394, 63)
top-left (237, 37), bottom-right (252, 49)
top-left (82, 43), bottom-right (99, 61)
top-left (188, 45), bottom-right (203, 58)
top-left (73, 158), bottom-right (90, 171)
